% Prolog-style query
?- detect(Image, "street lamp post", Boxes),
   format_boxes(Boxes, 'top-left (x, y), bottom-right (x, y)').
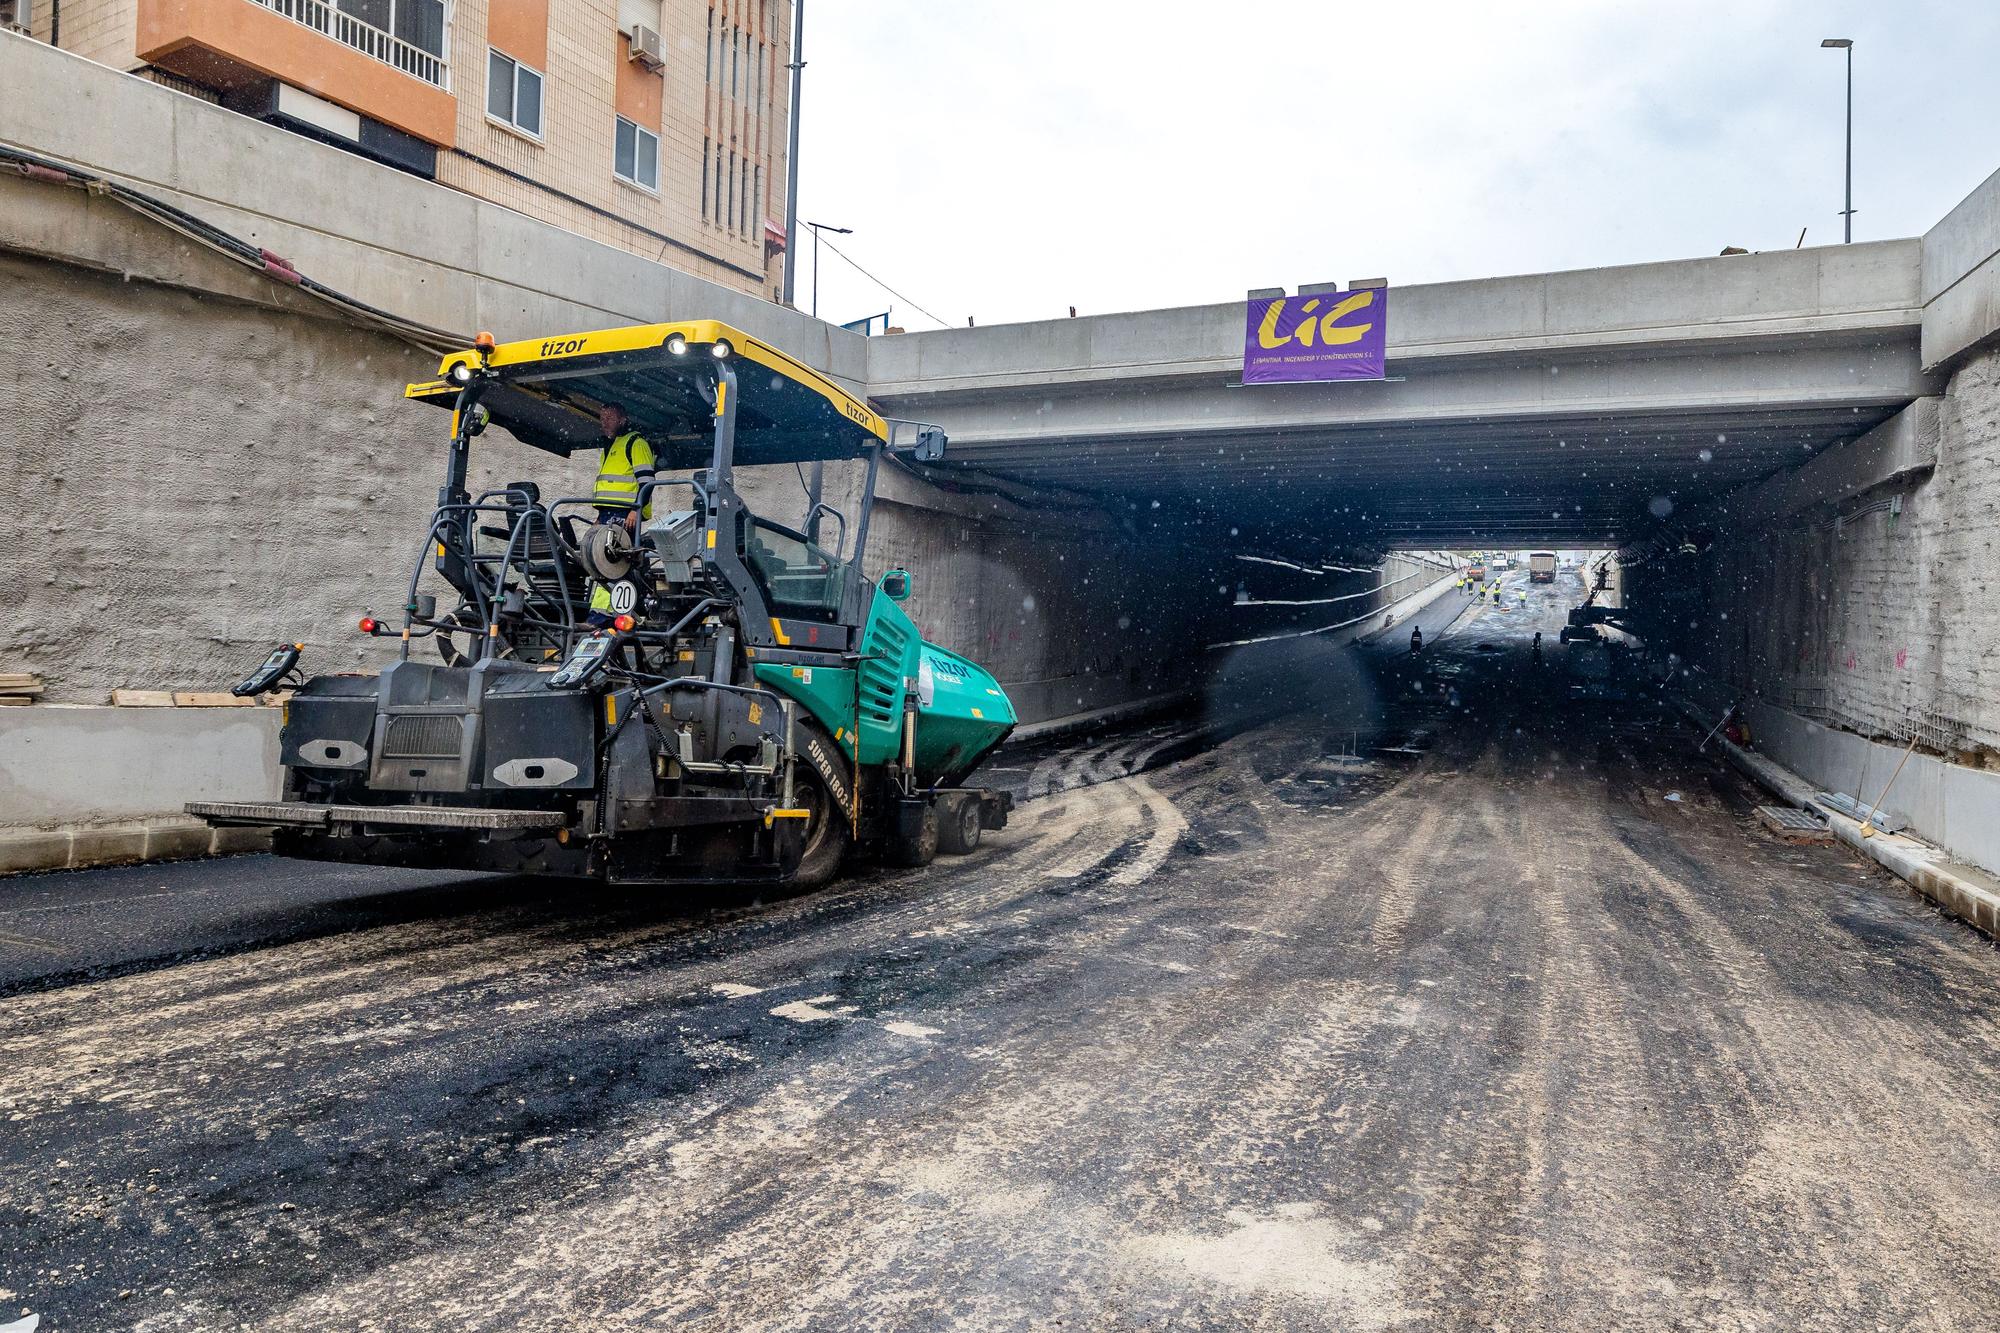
top-left (1822, 37), bottom-right (1854, 243)
top-left (780, 1), bottom-right (806, 306)
top-left (804, 220), bottom-right (852, 319)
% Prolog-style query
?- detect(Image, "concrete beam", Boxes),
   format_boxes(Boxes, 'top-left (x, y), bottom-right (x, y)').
top-left (1921, 164), bottom-right (2000, 371)
top-left (870, 241), bottom-right (1923, 398)
top-left (1694, 396), bottom-right (1942, 530)
top-left (886, 335), bottom-right (1929, 454)
top-left (876, 330), bottom-right (1931, 546)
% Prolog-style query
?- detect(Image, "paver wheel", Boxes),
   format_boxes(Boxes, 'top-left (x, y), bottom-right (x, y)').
top-left (886, 802), bottom-right (939, 868)
top-left (791, 721), bottom-right (854, 889)
top-left (938, 793), bottom-right (982, 855)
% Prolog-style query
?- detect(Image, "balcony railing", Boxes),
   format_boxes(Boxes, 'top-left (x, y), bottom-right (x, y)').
top-left (248, 0), bottom-right (449, 89)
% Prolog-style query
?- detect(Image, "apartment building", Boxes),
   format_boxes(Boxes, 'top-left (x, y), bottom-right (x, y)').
top-left (7, 0), bottom-right (790, 297)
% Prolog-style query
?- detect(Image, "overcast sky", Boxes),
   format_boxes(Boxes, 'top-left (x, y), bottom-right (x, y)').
top-left (788, 1), bottom-right (2000, 330)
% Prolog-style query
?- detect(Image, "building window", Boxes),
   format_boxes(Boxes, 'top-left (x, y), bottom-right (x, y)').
top-left (487, 50), bottom-right (543, 137)
top-left (616, 116), bottom-right (660, 191)
top-left (701, 136), bottom-right (711, 216)
top-left (386, 0), bottom-right (445, 61)
top-left (337, 0), bottom-right (445, 60)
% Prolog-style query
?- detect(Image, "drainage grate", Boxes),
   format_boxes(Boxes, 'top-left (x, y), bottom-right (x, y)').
top-left (1756, 805), bottom-right (1834, 844)
top-left (381, 713), bottom-right (465, 759)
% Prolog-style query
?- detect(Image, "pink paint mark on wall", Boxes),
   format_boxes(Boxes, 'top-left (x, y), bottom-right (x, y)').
top-left (1844, 651), bottom-right (1857, 670)
top-left (1895, 648), bottom-right (1908, 669)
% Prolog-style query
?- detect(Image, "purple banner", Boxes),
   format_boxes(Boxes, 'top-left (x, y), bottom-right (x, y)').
top-left (1242, 287), bottom-right (1387, 384)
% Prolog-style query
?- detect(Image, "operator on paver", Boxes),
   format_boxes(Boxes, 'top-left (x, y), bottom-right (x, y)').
top-left (587, 403), bottom-right (655, 626)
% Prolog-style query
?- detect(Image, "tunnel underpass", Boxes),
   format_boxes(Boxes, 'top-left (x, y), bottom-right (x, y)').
top-left (9, 53), bottom-right (2000, 1324)
top-left (13, 227), bottom-right (2000, 1332)
top-left (10, 242), bottom-right (1999, 1327)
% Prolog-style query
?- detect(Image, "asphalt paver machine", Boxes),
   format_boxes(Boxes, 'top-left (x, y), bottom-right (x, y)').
top-left (192, 320), bottom-right (1015, 886)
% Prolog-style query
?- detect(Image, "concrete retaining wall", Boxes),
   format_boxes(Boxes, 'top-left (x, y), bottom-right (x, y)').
top-left (0, 704), bottom-right (281, 872)
top-left (1, 250), bottom-right (597, 706)
top-left (0, 705), bottom-right (280, 827)
top-left (1631, 346), bottom-right (2000, 763)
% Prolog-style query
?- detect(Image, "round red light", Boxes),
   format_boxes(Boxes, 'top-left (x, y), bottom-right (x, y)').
top-left (612, 614), bottom-right (636, 633)
top-left (358, 616), bottom-right (378, 634)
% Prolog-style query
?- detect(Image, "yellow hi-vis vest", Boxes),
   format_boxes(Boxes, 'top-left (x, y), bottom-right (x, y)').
top-left (592, 431), bottom-right (656, 511)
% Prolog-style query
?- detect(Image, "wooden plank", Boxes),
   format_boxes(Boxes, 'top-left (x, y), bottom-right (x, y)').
top-left (0, 674), bottom-right (44, 687)
top-left (0, 696), bottom-right (31, 706)
top-left (171, 692), bottom-right (256, 707)
top-left (111, 689), bottom-right (178, 707)
top-left (0, 684), bottom-right (44, 696)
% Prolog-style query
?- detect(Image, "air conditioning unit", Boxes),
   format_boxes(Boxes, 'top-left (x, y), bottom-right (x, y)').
top-left (627, 24), bottom-right (665, 70)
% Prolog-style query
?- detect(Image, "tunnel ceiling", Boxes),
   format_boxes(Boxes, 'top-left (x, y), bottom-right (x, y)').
top-left (940, 403), bottom-right (1903, 551)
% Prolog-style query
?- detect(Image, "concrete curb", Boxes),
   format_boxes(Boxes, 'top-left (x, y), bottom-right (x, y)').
top-left (1355, 569), bottom-right (1464, 642)
top-left (1677, 698), bottom-right (2000, 939)
top-left (0, 817), bottom-right (271, 877)
top-left (1833, 820), bottom-right (2000, 938)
